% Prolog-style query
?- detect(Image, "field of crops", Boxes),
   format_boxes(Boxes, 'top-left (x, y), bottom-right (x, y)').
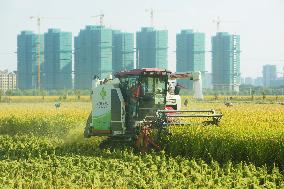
top-left (0, 101), bottom-right (284, 188)
top-left (1, 95), bottom-right (284, 103)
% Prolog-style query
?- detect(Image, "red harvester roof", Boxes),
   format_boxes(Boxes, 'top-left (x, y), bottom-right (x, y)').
top-left (115, 68), bottom-right (171, 78)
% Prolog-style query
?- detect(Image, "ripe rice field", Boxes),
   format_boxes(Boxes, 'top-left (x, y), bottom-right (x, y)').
top-left (0, 100), bottom-right (284, 188)
top-left (1, 95), bottom-right (284, 103)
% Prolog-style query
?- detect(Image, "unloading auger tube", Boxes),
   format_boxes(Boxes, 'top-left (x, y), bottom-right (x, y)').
top-left (84, 68), bottom-right (223, 152)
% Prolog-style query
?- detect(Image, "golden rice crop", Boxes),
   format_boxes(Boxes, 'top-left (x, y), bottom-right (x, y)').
top-left (5, 96), bottom-right (91, 103)
top-left (0, 102), bottom-right (90, 137)
top-left (161, 102), bottom-right (284, 168)
top-left (202, 95), bottom-right (284, 101)
top-left (0, 101), bottom-right (284, 188)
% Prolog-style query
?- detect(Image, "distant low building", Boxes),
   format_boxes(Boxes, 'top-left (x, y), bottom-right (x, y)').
top-left (244, 77), bottom-right (253, 85)
top-left (271, 79), bottom-right (284, 87)
top-left (0, 70), bottom-right (17, 92)
top-left (240, 77), bottom-right (245, 85)
top-left (254, 77), bottom-right (263, 87)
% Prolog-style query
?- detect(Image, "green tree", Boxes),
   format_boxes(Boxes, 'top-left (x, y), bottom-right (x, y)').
top-left (0, 89), bottom-right (3, 102)
top-left (39, 89), bottom-right (47, 100)
top-left (262, 90), bottom-right (266, 100)
top-left (5, 89), bottom-right (13, 103)
top-left (74, 90), bottom-right (81, 100)
top-left (251, 90), bottom-right (255, 100)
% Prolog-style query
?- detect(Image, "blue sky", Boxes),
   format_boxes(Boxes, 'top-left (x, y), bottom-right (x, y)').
top-left (0, 0), bottom-right (283, 77)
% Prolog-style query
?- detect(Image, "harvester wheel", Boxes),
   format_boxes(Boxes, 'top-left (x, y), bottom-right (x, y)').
top-left (84, 112), bottom-right (92, 138)
top-left (99, 138), bottom-right (112, 149)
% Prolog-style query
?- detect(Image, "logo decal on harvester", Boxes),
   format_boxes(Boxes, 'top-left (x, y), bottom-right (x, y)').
top-left (100, 87), bottom-right (107, 100)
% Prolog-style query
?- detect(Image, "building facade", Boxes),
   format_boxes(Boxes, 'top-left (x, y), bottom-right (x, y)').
top-left (74, 25), bottom-right (112, 89)
top-left (17, 31), bottom-right (44, 89)
top-left (203, 72), bottom-right (213, 89)
top-left (112, 30), bottom-right (134, 72)
top-left (262, 65), bottom-right (277, 87)
top-left (136, 27), bottom-right (168, 69)
top-left (212, 32), bottom-right (240, 92)
top-left (176, 30), bottom-right (205, 89)
top-left (0, 70), bottom-right (17, 92)
top-left (43, 29), bottom-right (72, 89)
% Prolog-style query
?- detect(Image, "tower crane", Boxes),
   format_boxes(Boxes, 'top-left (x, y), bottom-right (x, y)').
top-left (145, 9), bottom-right (154, 27)
top-left (30, 16), bottom-right (43, 89)
top-left (30, 16), bottom-right (70, 89)
top-left (145, 9), bottom-right (171, 27)
top-left (91, 14), bottom-right (104, 25)
top-left (212, 17), bottom-right (221, 32)
top-left (212, 16), bottom-right (238, 33)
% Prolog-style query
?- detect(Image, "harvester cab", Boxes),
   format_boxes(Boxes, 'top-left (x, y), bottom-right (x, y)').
top-left (84, 68), bottom-right (222, 151)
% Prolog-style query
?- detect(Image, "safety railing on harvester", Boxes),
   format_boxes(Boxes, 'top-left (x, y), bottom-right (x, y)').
top-left (156, 109), bottom-right (223, 126)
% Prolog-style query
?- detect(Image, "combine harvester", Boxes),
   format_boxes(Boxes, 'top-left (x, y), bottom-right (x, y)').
top-left (84, 68), bottom-right (222, 152)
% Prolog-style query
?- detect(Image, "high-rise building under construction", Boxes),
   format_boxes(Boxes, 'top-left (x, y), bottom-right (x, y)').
top-left (112, 30), bottom-right (134, 72)
top-left (74, 25), bottom-right (112, 89)
top-left (17, 31), bottom-right (44, 89)
top-left (176, 30), bottom-right (205, 89)
top-left (212, 32), bottom-right (240, 91)
top-left (43, 29), bottom-right (72, 89)
top-left (136, 27), bottom-right (168, 69)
